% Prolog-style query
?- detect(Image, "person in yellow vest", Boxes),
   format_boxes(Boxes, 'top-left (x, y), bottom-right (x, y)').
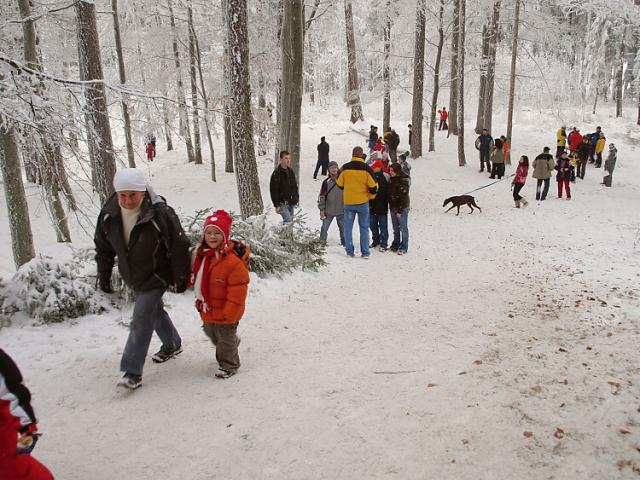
top-left (556, 126), bottom-right (567, 158)
top-left (595, 132), bottom-right (606, 168)
top-left (336, 146), bottom-right (378, 259)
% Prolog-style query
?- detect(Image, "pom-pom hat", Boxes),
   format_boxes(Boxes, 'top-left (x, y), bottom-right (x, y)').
top-left (203, 210), bottom-right (233, 245)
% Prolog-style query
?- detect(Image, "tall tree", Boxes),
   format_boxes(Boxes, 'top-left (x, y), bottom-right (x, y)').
top-left (111, 0), bottom-right (135, 168)
top-left (410, 0), bottom-right (426, 158)
top-left (483, 1), bottom-right (501, 135)
top-left (76, 0), bottom-right (117, 204)
top-left (475, 23), bottom-right (490, 134)
top-left (221, 0), bottom-right (233, 173)
top-left (428, 0), bottom-right (445, 152)
top-left (279, 0), bottom-right (304, 179)
top-left (344, 0), bottom-right (364, 123)
top-left (383, 1), bottom-right (392, 133)
top-left (615, 27), bottom-right (626, 118)
top-left (0, 123), bottom-right (35, 269)
top-left (168, 0), bottom-right (196, 163)
top-left (448, 0), bottom-right (460, 136)
top-left (225, 0), bottom-right (264, 217)
top-left (506, 0), bottom-right (521, 165)
top-left (187, 4), bottom-right (203, 165)
top-left (457, 0), bottom-right (467, 166)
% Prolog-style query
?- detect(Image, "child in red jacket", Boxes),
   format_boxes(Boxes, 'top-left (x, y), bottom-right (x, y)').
top-left (146, 142), bottom-right (154, 162)
top-left (512, 155), bottom-right (529, 208)
top-left (191, 210), bottom-right (250, 378)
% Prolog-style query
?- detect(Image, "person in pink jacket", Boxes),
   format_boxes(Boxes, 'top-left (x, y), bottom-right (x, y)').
top-left (512, 155), bottom-right (529, 208)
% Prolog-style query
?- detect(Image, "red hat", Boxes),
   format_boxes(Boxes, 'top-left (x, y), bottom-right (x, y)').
top-left (370, 160), bottom-right (384, 170)
top-left (203, 210), bottom-right (232, 245)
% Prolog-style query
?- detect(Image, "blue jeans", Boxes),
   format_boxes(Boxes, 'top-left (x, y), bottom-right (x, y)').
top-left (343, 203), bottom-right (371, 256)
top-left (120, 289), bottom-right (181, 376)
top-left (390, 208), bottom-right (409, 253)
top-left (320, 214), bottom-right (345, 245)
top-left (278, 204), bottom-right (295, 223)
top-left (369, 213), bottom-right (388, 247)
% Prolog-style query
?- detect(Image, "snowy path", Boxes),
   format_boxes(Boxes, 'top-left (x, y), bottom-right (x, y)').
top-left (2, 109), bottom-right (640, 478)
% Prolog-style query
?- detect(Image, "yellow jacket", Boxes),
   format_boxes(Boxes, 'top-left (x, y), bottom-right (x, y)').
top-left (336, 157), bottom-right (378, 205)
top-left (556, 128), bottom-right (567, 147)
top-left (595, 137), bottom-right (606, 154)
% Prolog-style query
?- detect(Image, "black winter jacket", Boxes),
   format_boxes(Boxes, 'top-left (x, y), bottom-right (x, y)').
top-left (94, 189), bottom-right (191, 292)
top-left (369, 171), bottom-right (389, 215)
top-left (576, 142), bottom-right (591, 161)
top-left (269, 165), bottom-right (299, 207)
top-left (317, 141), bottom-right (330, 162)
top-left (389, 174), bottom-right (410, 212)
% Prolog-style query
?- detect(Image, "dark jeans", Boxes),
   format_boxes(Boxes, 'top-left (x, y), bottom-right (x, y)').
top-left (369, 213), bottom-right (389, 247)
top-left (490, 163), bottom-right (504, 179)
top-left (536, 179), bottom-right (550, 200)
top-left (513, 183), bottom-right (524, 201)
top-left (576, 158), bottom-right (586, 179)
top-left (595, 152), bottom-right (602, 168)
top-left (313, 159), bottom-right (328, 178)
top-left (438, 120), bottom-right (447, 130)
top-left (120, 288), bottom-right (181, 376)
top-left (390, 208), bottom-right (409, 253)
top-left (479, 150), bottom-right (491, 172)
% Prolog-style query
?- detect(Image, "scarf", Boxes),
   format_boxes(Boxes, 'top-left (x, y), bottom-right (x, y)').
top-left (191, 246), bottom-right (222, 312)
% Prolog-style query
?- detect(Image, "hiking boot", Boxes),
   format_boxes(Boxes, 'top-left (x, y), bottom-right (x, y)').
top-left (151, 345), bottom-right (183, 363)
top-left (118, 373), bottom-right (142, 390)
top-left (520, 198), bottom-right (529, 207)
top-left (370, 241), bottom-right (379, 248)
top-left (514, 200), bottom-right (521, 208)
top-left (397, 250), bottom-right (406, 256)
top-left (215, 369), bottom-right (236, 379)
top-left (378, 246), bottom-right (388, 252)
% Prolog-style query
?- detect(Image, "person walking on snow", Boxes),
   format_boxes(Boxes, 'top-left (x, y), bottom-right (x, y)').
top-left (475, 129), bottom-right (493, 173)
top-left (595, 131), bottom-right (606, 168)
top-left (555, 152), bottom-right (574, 199)
top-left (270, 150), bottom-right (300, 223)
top-left (556, 126), bottom-right (567, 158)
top-left (438, 107), bottom-right (448, 130)
top-left (336, 146), bottom-right (378, 258)
top-left (314, 136), bottom-right (330, 179)
top-left (318, 161), bottom-right (345, 246)
top-left (385, 128), bottom-right (400, 163)
top-left (512, 155), bottom-right (529, 208)
top-left (368, 160), bottom-right (390, 252)
top-left (568, 127), bottom-right (582, 155)
top-left (602, 144), bottom-right (617, 187)
top-left (576, 136), bottom-right (590, 180)
top-left (94, 168), bottom-right (190, 389)
top-left (489, 138), bottom-right (505, 179)
top-left (191, 211), bottom-right (250, 379)
top-left (587, 126), bottom-right (602, 163)
top-left (368, 126), bottom-right (378, 151)
top-left (146, 142), bottom-right (154, 162)
top-left (388, 163), bottom-right (410, 255)
top-left (532, 147), bottom-right (555, 201)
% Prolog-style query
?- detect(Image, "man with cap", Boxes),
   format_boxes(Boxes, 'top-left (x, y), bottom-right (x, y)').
top-left (317, 161), bottom-right (345, 246)
top-left (336, 146), bottom-right (378, 258)
top-left (94, 168), bottom-right (191, 389)
top-left (532, 147), bottom-right (555, 201)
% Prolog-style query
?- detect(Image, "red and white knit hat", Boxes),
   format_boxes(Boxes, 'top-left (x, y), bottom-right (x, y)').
top-left (202, 210), bottom-right (233, 245)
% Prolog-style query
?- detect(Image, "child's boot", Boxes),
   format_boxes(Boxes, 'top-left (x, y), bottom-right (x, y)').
top-left (520, 198), bottom-right (528, 207)
top-left (514, 200), bottom-right (521, 208)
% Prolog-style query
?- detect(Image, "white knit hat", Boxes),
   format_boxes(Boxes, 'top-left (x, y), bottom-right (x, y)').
top-left (113, 168), bottom-right (147, 192)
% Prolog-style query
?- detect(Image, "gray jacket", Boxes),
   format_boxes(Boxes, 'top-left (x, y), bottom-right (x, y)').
top-left (604, 147), bottom-right (617, 174)
top-left (317, 176), bottom-right (344, 217)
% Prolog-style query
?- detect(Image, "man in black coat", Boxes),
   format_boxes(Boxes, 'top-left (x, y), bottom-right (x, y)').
top-left (314, 136), bottom-right (330, 179)
top-left (270, 150), bottom-right (300, 222)
top-left (94, 168), bottom-right (190, 389)
top-left (475, 129), bottom-right (493, 173)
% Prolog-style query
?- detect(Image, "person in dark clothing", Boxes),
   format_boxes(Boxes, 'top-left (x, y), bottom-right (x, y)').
top-left (95, 168), bottom-right (191, 389)
top-left (314, 136), bottom-right (330, 179)
top-left (367, 126), bottom-right (378, 151)
top-left (576, 136), bottom-right (591, 179)
top-left (489, 138), bottom-right (505, 179)
top-left (368, 160), bottom-right (389, 251)
top-left (270, 150), bottom-right (300, 222)
top-left (602, 143), bottom-right (617, 187)
top-left (408, 124), bottom-right (412, 147)
top-left (475, 129), bottom-right (493, 173)
top-left (385, 129), bottom-right (400, 162)
top-left (587, 126), bottom-right (602, 163)
top-left (438, 107), bottom-right (448, 130)
top-left (555, 152), bottom-right (574, 199)
top-left (388, 163), bottom-right (410, 255)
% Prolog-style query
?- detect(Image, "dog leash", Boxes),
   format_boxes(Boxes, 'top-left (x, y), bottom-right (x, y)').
top-left (461, 173), bottom-right (515, 196)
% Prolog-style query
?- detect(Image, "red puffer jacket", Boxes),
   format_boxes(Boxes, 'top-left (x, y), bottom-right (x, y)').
top-left (514, 164), bottom-right (529, 185)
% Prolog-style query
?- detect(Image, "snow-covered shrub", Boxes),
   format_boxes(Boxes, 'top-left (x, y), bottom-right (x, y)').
top-left (183, 210), bottom-right (326, 278)
top-left (1, 253), bottom-right (108, 324)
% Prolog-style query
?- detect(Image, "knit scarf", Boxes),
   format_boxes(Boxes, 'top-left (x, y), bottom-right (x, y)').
top-left (191, 247), bottom-right (221, 312)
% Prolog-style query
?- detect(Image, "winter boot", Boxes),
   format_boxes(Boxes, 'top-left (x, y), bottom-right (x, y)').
top-left (118, 373), bottom-right (142, 390)
top-left (514, 200), bottom-right (521, 208)
top-left (520, 198), bottom-right (529, 207)
top-left (152, 345), bottom-right (183, 363)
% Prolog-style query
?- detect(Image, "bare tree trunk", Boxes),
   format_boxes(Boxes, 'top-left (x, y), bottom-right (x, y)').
top-left (410, 0), bottom-right (426, 158)
top-left (637, 89), bottom-right (640, 125)
top-left (484, 0), bottom-right (501, 135)
top-left (457, 0), bottom-right (467, 166)
top-left (111, 0), bottom-right (135, 168)
top-left (225, 0), bottom-right (264, 217)
top-left (475, 24), bottom-right (490, 134)
top-left (168, 0), bottom-right (195, 163)
top-left (162, 95), bottom-right (174, 151)
top-left (616, 28), bottom-right (626, 118)
top-left (188, 4), bottom-right (203, 165)
top-left (0, 123), bottom-right (35, 268)
top-left (76, 0), bottom-right (117, 204)
top-left (448, 0), bottom-right (460, 136)
top-left (221, 18), bottom-right (233, 173)
top-left (191, 10), bottom-right (216, 181)
top-left (383, 1), bottom-right (391, 133)
top-left (279, 0), bottom-right (304, 179)
top-left (307, 29), bottom-right (316, 105)
top-left (344, 0), bottom-right (364, 123)
top-left (428, 0), bottom-right (445, 153)
top-left (505, 0), bottom-right (521, 165)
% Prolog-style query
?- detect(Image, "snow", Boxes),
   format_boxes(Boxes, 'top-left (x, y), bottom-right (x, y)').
top-left (1, 97), bottom-right (640, 478)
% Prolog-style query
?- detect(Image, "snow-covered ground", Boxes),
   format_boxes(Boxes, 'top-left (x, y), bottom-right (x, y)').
top-left (1, 100), bottom-right (640, 479)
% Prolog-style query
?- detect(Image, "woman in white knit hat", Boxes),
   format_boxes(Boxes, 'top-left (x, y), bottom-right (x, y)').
top-left (94, 168), bottom-right (191, 389)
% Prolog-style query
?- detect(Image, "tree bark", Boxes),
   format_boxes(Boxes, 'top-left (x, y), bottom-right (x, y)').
top-left (225, 0), bottom-right (264, 217)
top-left (383, 1), bottom-right (391, 133)
top-left (410, 0), bottom-right (426, 158)
top-left (168, 0), bottom-right (196, 163)
top-left (616, 28), bottom-right (626, 118)
top-left (475, 23), bottom-right (490, 134)
top-left (457, 0), bottom-right (467, 166)
top-left (505, 0), bottom-right (521, 165)
top-left (221, 5), bottom-right (233, 173)
top-left (111, 0), bottom-right (135, 168)
top-left (0, 123), bottom-right (36, 269)
top-left (76, 0), bottom-right (117, 204)
top-left (344, 0), bottom-right (364, 123)
top-left (279, 0), bottom-right (304, 179)
top-left (163, 95), bottom-right (174, 151)
top-left (448, 0), bottom-right (460, 136)
top-left (188, 4), bottom-right (203, 165)
top-left (483, 0), bottom-right (501, 136)
top-left (428, 0), bottom-right (445, 152)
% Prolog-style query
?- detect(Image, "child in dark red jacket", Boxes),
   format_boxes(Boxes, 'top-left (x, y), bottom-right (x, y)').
top-left (512, 155), bottom-right (529, 208)
top-left (146, 142), bottom-right (154, 162)
top-left (555, 152), bottom-right (574, 199)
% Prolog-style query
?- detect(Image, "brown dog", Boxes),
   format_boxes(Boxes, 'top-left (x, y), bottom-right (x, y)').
top-left (443, 195), bottom-right (481, 215)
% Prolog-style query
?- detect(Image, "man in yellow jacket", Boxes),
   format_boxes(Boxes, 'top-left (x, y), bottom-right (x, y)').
top-left (556, 126), bottom-right (567, 158)
top-left (336, 146), bottom-right (378, 258)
